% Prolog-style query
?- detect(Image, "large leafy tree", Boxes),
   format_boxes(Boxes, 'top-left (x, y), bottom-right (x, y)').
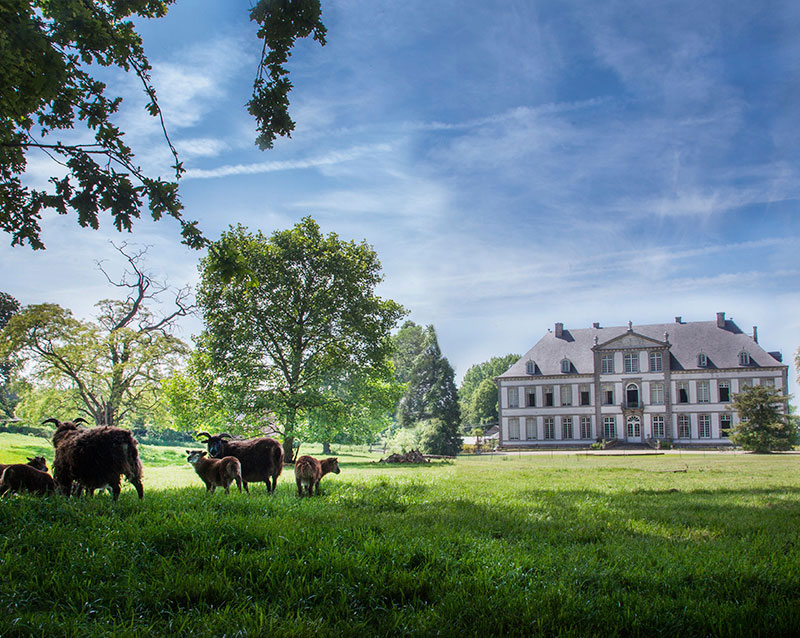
top-left (0, 291), bottom-right (21, 418)
top-left (394, 323), bottom-right (462, 454)
top-left (458, 353), bottom-right (519, 426)
top-left (730, 384), bottom-right (796, 453)
top-left (0, 244), bottom-right (191, 425)
top-left (197, 218), bottom-right (405, 460)
top-left (2, 0), bottom-right (325, 249)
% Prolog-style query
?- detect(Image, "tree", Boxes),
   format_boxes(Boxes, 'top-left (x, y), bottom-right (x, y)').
top-left (394, 323), bottom-right (462, 454)
top-left (2, 0), bottom-right (325, 250)
top-left (458, 353), bottom-right (519, 426)
top-left (0, 244), bottom-right (191, 425)
top-left (197, 218), bottom-right (405, 460)
top-left (0, 291), bottom-right (21, 419)
top-left (730, 385), bottom-right (796, 453)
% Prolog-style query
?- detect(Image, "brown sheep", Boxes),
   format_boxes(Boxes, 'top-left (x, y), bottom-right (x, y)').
top-left (196, 432), bottom-right (283, 494)
top-left (186, 450), bottom-right (243, 494)
top-left (294, 455), bottom-right (340, 497)
top-left (0, 464), bottom-right (56, 496)
top-left (47, 418), bottom-right (144, 501)
top-left (0, 455), bottom-right (49, 476)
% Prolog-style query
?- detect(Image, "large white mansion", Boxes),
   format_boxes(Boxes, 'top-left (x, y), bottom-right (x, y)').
top-left (496, 313), bottom-right (788, 448)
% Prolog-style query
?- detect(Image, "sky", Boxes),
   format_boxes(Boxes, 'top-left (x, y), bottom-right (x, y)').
top-left (2, 0), bottom-right (799, 396)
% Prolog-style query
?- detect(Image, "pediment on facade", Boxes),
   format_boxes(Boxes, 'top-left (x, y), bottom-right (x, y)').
top-left (595, 332), bottom-right (666, 350)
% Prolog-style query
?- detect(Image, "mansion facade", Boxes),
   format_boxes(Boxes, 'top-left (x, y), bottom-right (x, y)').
top-left (496, 313), bottom-right (788, 448)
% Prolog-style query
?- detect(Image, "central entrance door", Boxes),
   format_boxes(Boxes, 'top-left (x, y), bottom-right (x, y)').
top-left (626, 415), bottom-right (641, 440)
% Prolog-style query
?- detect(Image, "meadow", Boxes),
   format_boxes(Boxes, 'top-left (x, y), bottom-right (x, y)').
top-left (1, 433), bottom-right (799, 637)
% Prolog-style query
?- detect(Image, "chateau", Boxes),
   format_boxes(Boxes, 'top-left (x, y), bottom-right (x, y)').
top-left (496, 313), bottom-right (788, 448)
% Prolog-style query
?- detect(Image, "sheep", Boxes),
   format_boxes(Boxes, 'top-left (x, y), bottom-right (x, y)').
top-left (0, 455), bottom-right (49, 476)
top-left (186, 450), bottom-right (242, 494)
top-left (0, 464), bottom-right (56, 496)
top-left (294, 455), bottom-right (340, 497)
top-left (196, 432), bottom-right (283, 494)
top-left (47, 418), bottom-right (144, 501)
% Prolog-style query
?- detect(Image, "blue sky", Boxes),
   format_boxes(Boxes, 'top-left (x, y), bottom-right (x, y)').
top-left (2, 0), bottom-right (799, 395)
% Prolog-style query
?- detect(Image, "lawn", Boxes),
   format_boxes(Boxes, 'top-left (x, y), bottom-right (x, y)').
top-left (1, 433), bottom-right (799, 637)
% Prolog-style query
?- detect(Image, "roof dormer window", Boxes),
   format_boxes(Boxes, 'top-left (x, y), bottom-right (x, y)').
top-left (697, 353), bottom-right (707, 368)
top-left (739, 351), bottom-right (751, 366)
top-left (560, 358), bottom-right (571, 374)
top-left (526, 360), bottom-right (535, 375)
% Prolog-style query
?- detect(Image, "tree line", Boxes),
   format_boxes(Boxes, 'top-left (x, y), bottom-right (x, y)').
top-left (0, 218), bottom-right (516, 457)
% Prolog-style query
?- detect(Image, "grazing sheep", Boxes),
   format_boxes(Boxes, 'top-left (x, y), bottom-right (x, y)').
top-left (186, 450), bottom-right (242, 494)
top-left (294, 455), bottom-right (340, 497)
top-left (0, 455), bottom-right (49, 476)
top-left (47, 418), bottom-right (144, 501)
top-left (0, 464), bottom-right (56, 496)
top-left (196, 432), bottom-right (283, 494)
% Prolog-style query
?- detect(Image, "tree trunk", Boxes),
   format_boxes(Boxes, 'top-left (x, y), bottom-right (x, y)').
top-left (322, 441), bottom-right (331, 455)
top-left (283, 436), bottom-right (295, 464)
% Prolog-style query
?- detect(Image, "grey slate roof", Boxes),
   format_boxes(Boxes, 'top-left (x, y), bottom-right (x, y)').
top-left (499, 319), bottom-right (785, 378)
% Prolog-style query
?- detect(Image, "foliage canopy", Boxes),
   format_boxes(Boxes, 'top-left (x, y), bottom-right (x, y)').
top-left (1, 0), bottom-right (325, 249)
top-left (197, 218), bottom-right (405, 457)
top-left (730, 384), bottom-right (796, 453)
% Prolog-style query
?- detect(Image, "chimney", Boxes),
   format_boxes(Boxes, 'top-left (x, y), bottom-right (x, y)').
top-left (592, 322), bottom-right (600, 329)
top-left (752, 326), bottom-right (758, 343)
top-left (555, 322), bottom-right (563, 338)
top-left (675, 316), bottom-right (682, 324)
top-left (716, 312), bottom-right (725, 328)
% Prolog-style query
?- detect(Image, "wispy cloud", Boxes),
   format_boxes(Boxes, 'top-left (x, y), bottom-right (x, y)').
top-left (183, 143), bottom-right (394, 180)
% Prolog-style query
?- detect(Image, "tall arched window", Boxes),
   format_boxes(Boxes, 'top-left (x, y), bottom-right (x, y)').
top-left (626, 383), bottom-right (639, 408)
top-left (626, 415), bottom-right (641, 438)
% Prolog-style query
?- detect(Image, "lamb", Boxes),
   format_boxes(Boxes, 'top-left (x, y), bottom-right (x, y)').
top-left (186, 450), bottom-right (242, 494)
top-left (0, 463), bottom-right (56, 496)
top-left (0, 455), bottom-right (49, 476)
top-left (294, 455), bottom-right (340, 497)
top-left (196, 432), bottom-right (283, 494)
top-left (46, 418), bottom-right (144, 501)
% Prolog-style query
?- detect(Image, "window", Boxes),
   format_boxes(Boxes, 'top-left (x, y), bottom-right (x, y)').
top-left (600, 354), bottom-right (614, 374)
top-left (697, 353), bottom-right (708, 368)
top-left (699, 414), bottom-right (711, 439)
top-left (718, 381), bottom-right (730, 403)
top-left (650, 382), bottom-right (664, 405)
top-left (603, 416), bottom-right (616, 439)
top-left (561, 358), bottom-right (571, 374)
top-left (544, 386), bottom-right (554, 407)
top-left (626, 383), bottom-right (639, 408)
top-left (562, 417), bottom-right (573, 439)
top-left (508, 387), bottom-right (519, 408)
top-left (544, 417), bottom-right (555, 440)
top-left (697, 381), bottom-right (710, 404)
top-left (527, 388), bottom-right (536, 408)
top-left (508, 418), bottom-right (520, 440)
top-left (526, 360), bottom-right (535, 375)
top-left (652, 415), bottom-right (665, 439)
top-left (602, 384), bottom-right (615, 405)
top-left (580, 417), bottom-right (592, 439)
top-left (739, 379), bottom-right (750, 391)
top-left (739, 351), bottom-right (751, 366)
top-left (678, 414), bottom-right (691, 438)
top-left (763, 378), bottom-right (775, 388)
top-left (650, 351), bottom-right (663, 372)
top-left (627, 416), bottom-right (641, 438)
top-left (580, 385), bottom-right (591, 406)
top-left (525, 417), bottom-right (537, 440)
top-left (560, 385), bottom-right (572, 406)
top-left (677, 382), bottom-right (689, 404)
top-left (624, 352), bottom-right (639, 373)
top-left (720, 414), bottom-right (732, 438)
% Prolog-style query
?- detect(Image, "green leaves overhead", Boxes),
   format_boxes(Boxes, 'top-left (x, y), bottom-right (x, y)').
top-left (2, 0), bottom-right (326, 249)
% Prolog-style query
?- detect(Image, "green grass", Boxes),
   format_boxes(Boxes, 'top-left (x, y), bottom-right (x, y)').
top-left (1, 434), bottom-right (800, 636)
